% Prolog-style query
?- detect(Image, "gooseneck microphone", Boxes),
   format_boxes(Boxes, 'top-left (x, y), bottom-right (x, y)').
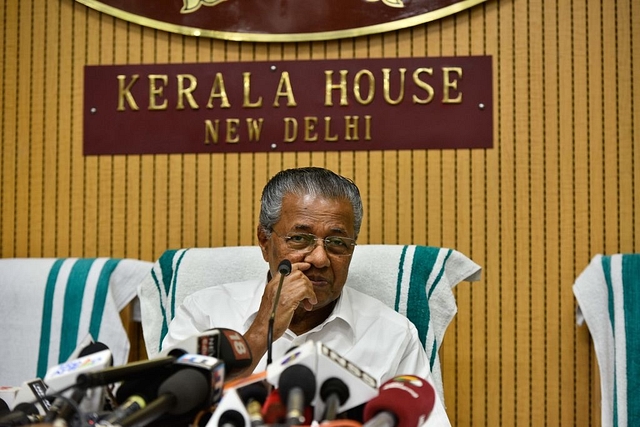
top-left (266, 259), bottom-right (292, 366)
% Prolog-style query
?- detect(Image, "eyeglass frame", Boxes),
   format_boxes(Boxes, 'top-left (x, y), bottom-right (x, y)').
top-left (269, 229), bottom-right (357, 257)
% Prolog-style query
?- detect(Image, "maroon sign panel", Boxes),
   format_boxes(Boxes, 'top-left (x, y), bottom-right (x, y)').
top-left (76, 0), bottom-right (489, 42)
top-left (83, 57), bottom-right (493, 155)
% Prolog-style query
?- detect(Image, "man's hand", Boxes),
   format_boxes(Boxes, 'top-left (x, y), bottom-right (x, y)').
top-left (240, 262), bottom-right (317, 376)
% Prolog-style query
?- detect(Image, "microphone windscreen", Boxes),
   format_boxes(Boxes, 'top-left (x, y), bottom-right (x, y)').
top-left (215, 329), bottom-right (253, 373)
top-left (278, 259), bottom-right (292, 275)
top-left (236, 382), bottom-right (268, 405)
top-left (363, 375), bottom-right (436, 427)
top-left (278, 364), bottom-right (316, 406)
top-left (261, 389), bottom-right (285, 424)
top-left (12, 402), bottom-right (39, 416)
top-left (158, 368), bottom-right (210, 415)
top-left (78, 341), bottom-right (110, 357)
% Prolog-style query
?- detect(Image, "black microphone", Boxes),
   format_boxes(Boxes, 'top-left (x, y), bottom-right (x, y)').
top-left (320, 377), bottom-right (350, 422)
top-left (0, 402), bottom-right (43, 427)
top-left (116, 368), bottom-right (210, 427)
top-left (75, 356), bottom-right (176, 388)
top-left (277, 364), bottom-right (316, 426)
top-left (42, 386), bottom-right (86, 425)
top-left (237, 382), bottom-right (269, 427)
top-left (163, 328), bottom-right (253, 378)
top-left (266, 259), bottom-right (292, 366)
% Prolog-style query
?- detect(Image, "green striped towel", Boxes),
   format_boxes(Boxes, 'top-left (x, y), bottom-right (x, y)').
top-left (138, 245), bottom-right (481, 398)
top-left (0, 257), bottom-right (152, 387)
top-left (573, 254), bottom-right (640, 427)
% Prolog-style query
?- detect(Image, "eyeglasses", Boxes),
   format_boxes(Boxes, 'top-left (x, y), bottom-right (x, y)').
top-left (271, 229), bottom-right (357, 256)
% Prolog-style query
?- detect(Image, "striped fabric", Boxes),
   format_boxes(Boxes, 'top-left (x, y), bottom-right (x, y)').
top-left (573, 254), bottom-right (640, 427)
top-left (138, 245), bottom-right (481, 398)
top-left (0, 257), bottom-right (152, 387)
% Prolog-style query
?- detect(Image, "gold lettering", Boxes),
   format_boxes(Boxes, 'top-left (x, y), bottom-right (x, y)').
top-left (353, 70), bottom-right (375, 105)
top-left (344, 116), bottom-right (359, 141)
top-left (204, 119), bottom-right (220, 144)
top-left (243, 72), bottom-right (262, 108)
top-left (149, 74), bottom-right (168, 111)
top-left (442, 67), bottom-right (462, 104)
top-left (324, 70), bottom-right (349, 106)
top-left (283, 118), bottom-right (298, 142)
top-left (324, 117), bottom-right (338, 142)
top-left (206, 73), bottom-right (231, 108)
top-left (177, 74), bottom-right (199, 110)
top-left (246, 118), bottom-right (264, 141)
top-left (273, 72), bottom-right (297, 107)
top-left (412, 68), bottom-right (435, 104)
top-left (226, 118), bottom-right (240, 143)
top-left (304, 117), bottom-right (318, 142)
top-left (117, 75), bottom-right (140, 111)
top-left (364, 115), bottom-right (372, 140)
top-left (382, 68), bottom-right (406, 105)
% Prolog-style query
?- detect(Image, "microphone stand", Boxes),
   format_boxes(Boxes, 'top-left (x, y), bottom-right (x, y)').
top-left (267, 260), bottom-right (292, 366)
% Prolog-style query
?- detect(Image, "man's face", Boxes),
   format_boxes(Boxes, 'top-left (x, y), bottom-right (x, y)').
top-left (258, 192), bottom-right (356, 311)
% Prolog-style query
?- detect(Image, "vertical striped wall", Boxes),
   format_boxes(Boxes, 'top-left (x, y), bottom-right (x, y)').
top-left (1, 1), bottom-right (638, 425)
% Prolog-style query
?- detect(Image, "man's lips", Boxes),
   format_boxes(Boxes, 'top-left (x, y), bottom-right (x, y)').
top-left (306, 275), bottom-right (330, 286)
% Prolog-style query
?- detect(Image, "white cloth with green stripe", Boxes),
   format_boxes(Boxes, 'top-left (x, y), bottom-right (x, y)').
top-left (573, 254), bottom-right (640, 427)
top-left (138, 245), bottom-right (481, 398)
top-left (0, 257), bottom-right (152, 387)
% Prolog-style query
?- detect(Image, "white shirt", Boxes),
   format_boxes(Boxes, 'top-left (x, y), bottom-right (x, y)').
top-left (163, 278), bottom-right (452, 426)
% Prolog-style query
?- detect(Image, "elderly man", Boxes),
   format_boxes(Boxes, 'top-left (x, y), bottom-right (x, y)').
top-left (163, 167), bottom-right (451, 426)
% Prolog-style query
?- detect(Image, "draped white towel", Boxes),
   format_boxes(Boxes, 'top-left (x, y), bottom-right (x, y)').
top-left (138, 245), bottom-right (481, 399)
top-left (573, 254), bottom-right (640, 427)
top-left (0, 257), bottom-right (153, 387)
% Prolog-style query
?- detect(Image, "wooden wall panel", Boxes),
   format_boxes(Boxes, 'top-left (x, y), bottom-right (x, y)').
top-left (2, 0), bottom-right (639, 425)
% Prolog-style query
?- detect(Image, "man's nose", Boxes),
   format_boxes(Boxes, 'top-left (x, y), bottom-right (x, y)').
top-left (304, 240), bottom-right (331, 267)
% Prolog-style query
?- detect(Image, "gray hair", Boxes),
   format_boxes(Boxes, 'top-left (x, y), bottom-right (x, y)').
top-left (259, 167), bottom-right (363, 238)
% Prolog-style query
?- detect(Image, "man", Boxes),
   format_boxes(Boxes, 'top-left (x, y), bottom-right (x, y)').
top-left (163, 167), bottom-right (451, 425)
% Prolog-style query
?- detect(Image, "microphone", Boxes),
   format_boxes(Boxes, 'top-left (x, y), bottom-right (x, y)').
top-left (362, 375), bottom-right (436, 427)
top-left (237, 382), bottom-right (268, 427)
top-left (319, 377), bottom-right (350, 422)
top-left (117, 368), bottom-right (210, 427)
top-left (266, 340), bottom-right (378, 421)
top-left (42, 386), bottom-right (86, 425)
top-left (0, 402), bottom-right (43, 427)
top-left (161, 328), bottom-right (253, 378)
top-left (277, 364), bottom-right (316, 426)
top-left (75, 356), bottom-right (176, 388)
top-left (267, 259), bottom-right (292, 366)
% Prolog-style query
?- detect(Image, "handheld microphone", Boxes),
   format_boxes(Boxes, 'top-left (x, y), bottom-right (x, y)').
top-left (266, 340), bottom-right (378, 421)
top-left (320, 377), bottom-right (350, 422)
top-left (162, 328), bottom-right (252, 378)
top-left (362, 375), bottom-right (436, 427)
top-left (75, 356), bottom-right (176, 388)
top-left (278, 364), bottom-right (316, 426)
top-left (0, 402), bottom-right (43, 427)
top-left (267, 259), bottom-right (292, 366)
top-left (237, 382), bottom-right (268, 427)
top-left (117, 368), bottom-right (210, 427)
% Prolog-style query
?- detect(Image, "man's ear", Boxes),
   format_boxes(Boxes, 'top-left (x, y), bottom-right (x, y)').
top-left (257, 225), bottom-right (269, 261)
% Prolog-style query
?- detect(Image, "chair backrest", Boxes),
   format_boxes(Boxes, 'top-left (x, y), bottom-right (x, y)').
top-left (0, 257), bottom-right (153, 387)
top-left (138, 244), bottom-right (481, 398)
top-left (573, 253), bottom-right (640, 427)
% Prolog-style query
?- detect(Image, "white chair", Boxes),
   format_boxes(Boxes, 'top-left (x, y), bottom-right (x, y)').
top-left (138, 244), bottom-right (481, 399)
top-left (0, 257), bottom-right (153, 387)
top-left (573, 253), bottom-right (640, 427)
